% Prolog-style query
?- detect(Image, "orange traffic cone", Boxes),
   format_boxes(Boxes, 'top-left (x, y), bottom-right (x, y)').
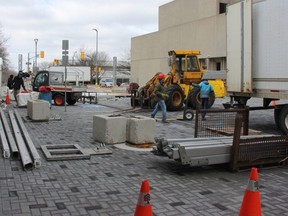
top-left (5, 89), bottom-right (11, 105)
top-left (239, 167), bottom-right (262, 216)
top-left (134, 179), bottom-right (152, 216)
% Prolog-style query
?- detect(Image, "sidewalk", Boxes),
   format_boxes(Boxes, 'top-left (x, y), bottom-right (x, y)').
top-left (0, 97), bottom-right (287, 216)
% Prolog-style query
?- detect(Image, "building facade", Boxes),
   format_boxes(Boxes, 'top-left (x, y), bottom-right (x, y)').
top-left (131, 0), bottom-right (238, 86)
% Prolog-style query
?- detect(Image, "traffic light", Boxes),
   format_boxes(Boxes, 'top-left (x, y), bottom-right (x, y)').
top-left (54, 59), bottom-right (59, 65)
top-left (80, 52), bottom-right (85, 60)
top-left (40, 51), bottom-right (45, 58)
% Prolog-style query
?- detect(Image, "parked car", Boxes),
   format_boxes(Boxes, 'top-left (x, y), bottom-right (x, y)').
top-left (99, 78), bottom-right (113, 87)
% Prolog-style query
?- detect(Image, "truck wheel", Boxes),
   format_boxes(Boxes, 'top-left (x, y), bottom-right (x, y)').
top-left (274, 106), bottom-right (282, 129)
top-left (165, 85), bottom-right (184, 111)
top-left (67, 98), bottom-right (77, 105)
top-left (278, 105), bottom-right (288, 134)
top-left (188, 87), bottom-right (215, 109)
top-left (54, 94), bottom-right (65, 106)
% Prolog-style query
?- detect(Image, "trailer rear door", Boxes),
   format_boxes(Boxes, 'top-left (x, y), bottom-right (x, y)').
top-left (226, 0), bottom-right (252, 93)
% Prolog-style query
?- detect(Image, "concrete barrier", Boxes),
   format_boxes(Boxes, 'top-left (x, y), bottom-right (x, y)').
top-left (27, 100), bottom-right (50, 121)
top-left (126, 116), bottom-right (156, 144)
top-left (93, 114), bottom-right (127, 144)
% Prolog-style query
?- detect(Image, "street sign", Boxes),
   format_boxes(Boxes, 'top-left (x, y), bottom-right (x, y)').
top-left (62, 56), bottom-right (68, 66)
top-left (62, 40), bottom-right (69, 50)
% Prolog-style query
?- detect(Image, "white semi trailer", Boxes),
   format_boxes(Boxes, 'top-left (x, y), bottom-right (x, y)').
top-left (48, 66), bottom-right (91, 84)
top-left (226, 0), bottom-right (288, 134)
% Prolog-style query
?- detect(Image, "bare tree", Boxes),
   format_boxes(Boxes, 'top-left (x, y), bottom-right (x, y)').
top-left (73, 49), bottom-right (111, 67)
top-left (39, 61), bottom-right (53, 71)
top-left (97, 51), bottom-right (110, 66)
top-left (0, 26), bottom-right (16, 85)
top-left (118, 49), bottom-right (131, 69)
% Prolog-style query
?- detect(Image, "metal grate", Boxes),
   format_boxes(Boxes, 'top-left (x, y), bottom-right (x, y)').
top-left (237, 136), bottom-right (288, 166)
top-left (230, 113), bottom-right (288, 171)
top-left (194, 108), bottom-right (249, 138)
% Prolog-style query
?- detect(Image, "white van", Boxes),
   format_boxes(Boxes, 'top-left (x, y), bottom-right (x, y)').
top-left (99, 78), bottom-right (113, 87)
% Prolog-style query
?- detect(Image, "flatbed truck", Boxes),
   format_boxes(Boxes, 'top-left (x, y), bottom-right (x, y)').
top-left (32, 70), bottom-right (87, 106)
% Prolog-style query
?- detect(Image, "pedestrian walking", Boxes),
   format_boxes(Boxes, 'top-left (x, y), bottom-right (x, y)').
top-left (7, 75), bottom-right (14, 89)
top-left (151, 73), bottom-right (169, 123)
top-left (13, 71), bottom-right (27, 106)
top-left (192, 79), bottom-right (214, 120)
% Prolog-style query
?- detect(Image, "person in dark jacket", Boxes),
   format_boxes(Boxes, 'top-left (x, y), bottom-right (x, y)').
top-left (151, 73), bottom-right (169, 123)
top-left (192, 79), bottom-right (214, 120)
top-left (13, 71), bottom-right (27, 106)
top-left (7, 75), bottom-right (14, 89)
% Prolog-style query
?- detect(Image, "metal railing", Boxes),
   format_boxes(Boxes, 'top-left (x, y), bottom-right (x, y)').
top-left (194, 107), bottom-right (249, 138)
top-left (230, 113), bottom-right (288, 171)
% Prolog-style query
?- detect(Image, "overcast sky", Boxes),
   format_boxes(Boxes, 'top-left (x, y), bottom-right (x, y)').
top-left (0, 0), bottom-right (172, 71)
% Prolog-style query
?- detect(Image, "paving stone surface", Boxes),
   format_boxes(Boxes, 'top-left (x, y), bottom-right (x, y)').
top-left (0, 96), bottom-right (287, 216)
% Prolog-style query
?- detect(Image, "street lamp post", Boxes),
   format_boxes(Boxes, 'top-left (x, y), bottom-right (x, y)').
top-left (92, 28), bottom-right (98, 86)
top-left (34, 38), bottom-right (38, 73)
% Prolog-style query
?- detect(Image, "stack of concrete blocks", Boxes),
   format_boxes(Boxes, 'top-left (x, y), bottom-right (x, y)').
top-left (126, 116), bottom-right (156, 145)
top-left (93, 114), bottom-right (156, 145)
top-left (93, 115), bottom-right (127, 144)
top-left (27, 100), bottom-right (50, 121)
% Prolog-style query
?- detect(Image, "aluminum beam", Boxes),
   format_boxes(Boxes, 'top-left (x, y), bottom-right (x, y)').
top-left (9, 110), bottom-right (33, 170)
top-left (0, 118), bottom-right (10, 158)
top-left (14, 110), bottom-right (41, 168)
top-left (0, 110), bottom-right (19, 157)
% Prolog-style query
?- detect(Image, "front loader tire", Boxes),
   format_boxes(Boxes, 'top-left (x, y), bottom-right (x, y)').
top-left (188, 87), bottom-right (215, 109)
top-left (165, 85), bottom-right (184, 111)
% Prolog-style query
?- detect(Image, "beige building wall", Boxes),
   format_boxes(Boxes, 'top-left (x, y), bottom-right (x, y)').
top-left (159, 0), bottom-right (220, 31)
top-left (131, 0), bottom-right (237, 86)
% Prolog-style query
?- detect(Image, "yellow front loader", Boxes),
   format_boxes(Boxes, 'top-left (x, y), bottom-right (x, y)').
top-left (132, 50), bottom-right (226, 111)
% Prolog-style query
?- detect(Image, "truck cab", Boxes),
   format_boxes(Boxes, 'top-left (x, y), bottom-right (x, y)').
top-left (32, 70), bottom-right (87, 106)
top-left (32, 71), bottom-right (66, 91)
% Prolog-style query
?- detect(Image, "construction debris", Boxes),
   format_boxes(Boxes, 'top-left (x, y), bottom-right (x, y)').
top-left (40, 144), bottom-right (91, 161)
top-left (41, 143), bottom-right (112, 161)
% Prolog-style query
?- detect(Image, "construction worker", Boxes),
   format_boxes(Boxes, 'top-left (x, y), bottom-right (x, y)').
top-left (7, 75), bottom-right (14, 89)
top-left (151, 73), bottom-right (169, 123)
top-left (192, 79), bottom-right (214, 120)
top-left (13, 71), bottom-right (27, 106)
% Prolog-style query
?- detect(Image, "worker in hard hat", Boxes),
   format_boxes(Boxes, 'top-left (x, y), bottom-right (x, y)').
top-left (151, 73), bottom-right (169, 123)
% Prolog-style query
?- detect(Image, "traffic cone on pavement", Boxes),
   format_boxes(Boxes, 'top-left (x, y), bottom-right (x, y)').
top-left (5, 89), bottom-right (11, 105)
top-left (134, 179), bottom-right (152, 216)
top-left (239, 167), bottom-right (262, 216)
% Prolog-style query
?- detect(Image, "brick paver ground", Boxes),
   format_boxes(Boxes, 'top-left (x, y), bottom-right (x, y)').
top-left (0, 96), bottom-right (287, 216)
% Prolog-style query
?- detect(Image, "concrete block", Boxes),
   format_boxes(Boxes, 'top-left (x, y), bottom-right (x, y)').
top-left (127, 115), bottom-right (156, 144)
top-left (27, 100), bottom-right (50, 121)
top-left (93, 114), bottom-right (127, 144)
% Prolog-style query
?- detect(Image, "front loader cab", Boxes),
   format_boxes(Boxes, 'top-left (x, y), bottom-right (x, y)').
top-left (32, 70), bottom-right (49, 91)
top-left (168, 50), bottom-right (203, 85)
